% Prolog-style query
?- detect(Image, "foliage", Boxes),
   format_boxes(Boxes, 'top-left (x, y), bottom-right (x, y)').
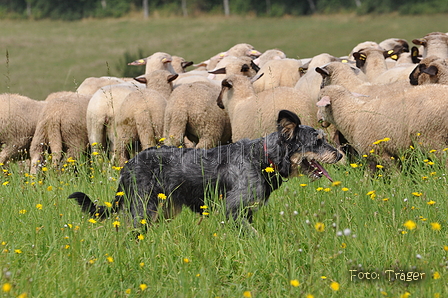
top-left (115, 48), bottom-right (147, 78)
top-left (1, 0), bottom-right (448, 19)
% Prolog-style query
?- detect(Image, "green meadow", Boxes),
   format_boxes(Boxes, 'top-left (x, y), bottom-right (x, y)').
top-left (0, 14), bottom-right (448, 298)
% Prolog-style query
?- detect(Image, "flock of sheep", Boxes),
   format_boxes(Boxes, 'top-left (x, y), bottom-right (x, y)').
top-left (1, 31), bottom-right (448, 173)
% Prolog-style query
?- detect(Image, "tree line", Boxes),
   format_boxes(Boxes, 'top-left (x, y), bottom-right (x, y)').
top-left (0, 0), bottom-right (447, 20)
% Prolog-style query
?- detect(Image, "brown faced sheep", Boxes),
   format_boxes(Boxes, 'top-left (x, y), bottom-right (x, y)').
top-left (412, 32), bottom-right (448, 59)
top-left (164, 81), bottom-right (231, 148)
top-left (114, 70), bottom-right (178, 165)
top-left (409, 56), bottom-right (448, 85)
top-left (316, 84), bottom-right (448, 164)
top-left (0, 93), bottom-right (46, 164)
top-left (29, 92), bottom-right (91, 173)
top-left (217, 74), bottom-right (318, 141)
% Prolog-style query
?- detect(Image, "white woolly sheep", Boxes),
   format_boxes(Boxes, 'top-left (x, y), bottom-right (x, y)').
top-left (252, 49), bottom-right (287, 67)
top-left (379, 38), bottom-right (410, 52)
top-left (29, 91), bottom-right (91, 173)
top-left (113, 70), bottom-right (178, 165)
top-left (0, 93), bottom-right (46, 164)
top-left (409, 56), bottom-right (448, 85)
top-left (316, 84), bottom-right (448, 163)
top-left (76, 76), bottom-right (127, 96)
top-left (252, 58), bottom-right (304, 93)
top-left (217, 74), bottom-right (318, 141)
top-left (164, 81), bottom-right (231, 148)
top-left (412, 32), bottom-right (448, 59)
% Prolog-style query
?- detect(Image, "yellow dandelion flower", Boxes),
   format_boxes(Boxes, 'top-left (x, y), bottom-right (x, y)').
top-left (159, 137), bottom-right (166, 142)
top-left (381, 291), bottom-right (388, 296)
top-left (36, 204), bottom-right (43, 210)
top-left (290, 279), bottom-right (300, 287)
top-left (88, 218), bottom-right (97, 224)
top-left (403, 220), bottom-right (417, 230)
top-left (427, 200), bottom-right (436, 205)
top-left (433, 272), bottom-right (441, 279)
top-left (332, 181), bottom-right (341, 186)
top-left (137, 234), bottom-right (145, 240)
top-left (412, 192), bottom-right (422, 197)
top-left (92, 152), bottom-right (99, 156)
top-left (401, 291), bottom-right (411, 298)
top-left (116, 191), bottom-right (125, 196)
top-left (140, 219), bottom-right (147, 225)
top-left (47, 186), bottom-right (53, 191)
top-left (427, 161), bottom-right (435, 165)
top-left (104, 202), bottom-right (112, 208)
top-left (383, 137), bottom-right (390, 142)
top-left (139, 262), bottom-right (145, 267)
top-left (300, 183), bottom-right (307, 187)
top-left (323, 188), bottom-right (331, 192)
top-left (341, 242), bottom-right (347, 248)
top-left (65, 245), bottom-right (70, 249)
top-left (376, 165), bottom-right (383, 169)
top-left (19, 209), bottom-right (27, 214)
top-left (383, 198), bottom-right (389, 201)
top-left (444, 245), bottom-right (448, 251)
top-left (91, 142), bottom-right (98, 146)
top-left (429, 149), bottom-right (437, 153)
top-left (17, 293), bottom-right (27, 298)
top-left (316, 187), bottom-right (323, 191)
top-left (422, 176), bottom-right (428, 180)
top-left (315, 222), bottom-right (325, 232)
top-left (430, 222), bottom-right (441, 231)
top-left (42, 167), bottom-right (48, 172)
top-left (435, 293), bottom-right (440, 298)
top-left (2, 181), bottom-right (9, 186)
top-left (183, 258), bottom-right (190, 263)
top-left (350, 163), bottom-right (358, 168)
top-left (88, 259), bottom-right (96, 264)
top-left (125, 289), bottom-right (131, 294)
top-left (202, 212), bottom-right (209, 216)
top-left (106, 256), bottom-right (114, 263)
top-left (243, 291), bottom-right (252, 298)
top-left (264, 166), bottom-right (275, 173)
top-left (366, 190), bottom-right (375, 196)
top-left (139, 284), bottom-right (147, 291)
top-left (2, 283), bottom-right (12, 293)
top-left (112, 221), bottom-right (120, 228)
top-left (14, 249), bottom-right (22, 254)
top-left (157, 193), bottom-right (167, 200)
top-left (321, 276), bottom-right (327, 279)
top-left (370, 149), bottom-right (375, 153)
top-left (200, 205), bottom-right (208, 209)
top-left (342, 187), bottom-right (349, 191)
top-left (330, 281), bottom-right (340, 291)
top-left (373, 139), bottom-right (382, 145)
top-left (306, 295), bottom-right (314, 298)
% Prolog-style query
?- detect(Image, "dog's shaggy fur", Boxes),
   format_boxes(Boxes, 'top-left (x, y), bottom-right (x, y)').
top-left (69, 110), bottom-right (342, 229)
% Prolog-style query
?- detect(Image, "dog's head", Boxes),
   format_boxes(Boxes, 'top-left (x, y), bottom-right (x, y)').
top-left (276, 110), bottom-right (342, 181)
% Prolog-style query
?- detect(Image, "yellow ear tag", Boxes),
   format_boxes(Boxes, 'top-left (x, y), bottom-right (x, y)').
top-left (390, 55), bottom-right (398, 60)
top-left (387, 50), bottom-right (394, 55)
top-left (138, 59), bottom-right (145, 63)
top-left (360, 54), bottom-right (366, 60)
top-left (341, 59), bottom-right (348, 63)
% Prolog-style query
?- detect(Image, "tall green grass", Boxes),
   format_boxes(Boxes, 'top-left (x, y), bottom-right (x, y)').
top-left (0, 14), bottom-right (448, 100)
top-left (0, 144), bottom-right (447, 297)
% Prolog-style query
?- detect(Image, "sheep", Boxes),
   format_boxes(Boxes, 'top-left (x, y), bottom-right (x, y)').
top-left (208, 56), bottom-right (259, 81)
top-left (252, 49), bottom-right (287, 67)
top-left (217, 74), bottom-right (318, 141)
top-left (316, 84), bottom-right (448, 164)
top-left (164, 81), bottom-right (231, 148)
top-left (409, 56), bottom-right (448, 85)
top-left (0, 93), bottom-right (46, 164)
top-left (352, 47), bottom-right (417, 84)
top-left (252, 58), bottom-right (304, 93)
top-left (379, 38), bottom-right (410, 52)
top-left (348, 41), bottom-right (382, 60)
top-left (127, 51), bottom-right (176, 75)
top-left (29, 92), bottom-right (91, 173)
top-left (412, 32), bottom-right (448, 59)
top-left (113, 70), bottom-right (178, 165)
top-left (76, 76), bottom-right (127, 96)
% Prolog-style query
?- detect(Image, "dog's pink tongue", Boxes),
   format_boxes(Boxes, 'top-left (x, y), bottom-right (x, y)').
top-left (311, 160), bottom-right (333, 182)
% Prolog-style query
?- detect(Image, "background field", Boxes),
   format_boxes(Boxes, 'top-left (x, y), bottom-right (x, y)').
top-left (1, 14), bottom-right (448, 100)
top-left (0, 14), bottom-right (448, 298)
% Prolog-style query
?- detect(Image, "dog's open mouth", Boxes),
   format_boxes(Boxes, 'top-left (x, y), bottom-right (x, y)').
top-left (301, 158), bottom-right (333, 182)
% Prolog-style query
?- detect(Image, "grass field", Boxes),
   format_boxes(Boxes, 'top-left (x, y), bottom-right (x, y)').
top-left (1, 14), bottom-right (448, 298)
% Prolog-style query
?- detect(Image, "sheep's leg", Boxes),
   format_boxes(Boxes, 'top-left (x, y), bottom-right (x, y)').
top-left (47, 123), bottom-right (63, 168)
top-left (87, 116), bottom-right (107, 153)
top-left (0, 144), bottom-right (20, 164)
top-left (29, 122), bottom-right (47, 174)
top-left (164, 109), bottom-right (187, 147)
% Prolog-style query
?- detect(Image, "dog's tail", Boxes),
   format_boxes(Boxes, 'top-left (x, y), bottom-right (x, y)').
top-left (68, 192), bottom-right (111, 219)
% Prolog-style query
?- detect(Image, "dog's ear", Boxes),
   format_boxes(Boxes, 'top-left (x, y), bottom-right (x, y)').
top-left (277, 110), bottom-right (301, 139)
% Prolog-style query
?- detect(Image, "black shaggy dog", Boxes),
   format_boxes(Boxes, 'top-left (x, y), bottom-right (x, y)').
top-left (69, 110), bottom-right (342, 230)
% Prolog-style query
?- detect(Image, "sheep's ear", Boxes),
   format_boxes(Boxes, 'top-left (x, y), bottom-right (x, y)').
top-left (250, 72), bottom-right (264, 83)
top-left (209, 68), bottom-right (226, 75)
top-left (241, 64), bottom-right (250, 73)
top-left (250, 60), bottom-right (260, 72)
top-left (128, 58), bottom-right (147, 66)
top-left (167, 74), bottom-right (179, 83)
top-left (411, 46), bottom-right (421, 63)
top-left (252, 57), bottom-right (260, 65)
top-left (181, 61), bottom-right (193, 69)
top-left (134, 76), bottom-right (147, 84)
top-left (352, 52), bottom-right (366, 68)
top-left (409, 64), bottom-right (421, 86)
top-left (422, 65), bottom-right (438, 76)
top-left (316, 96), bottom-right (331, 107)
top-left (412, 38), bottom-right (426, 46)
top-left (221, 79), bottom-right (233, 88)
top-left (277, 110), bottom-right (301, 139)
top-left (315, 67), bottom-right (329, 77)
